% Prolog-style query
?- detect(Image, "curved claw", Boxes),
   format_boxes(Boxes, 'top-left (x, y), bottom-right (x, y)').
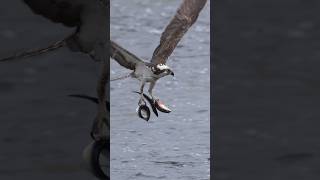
top-left (138, 97), bottom-right (146, 106)
top-left (132, 91), bottom-right (158, 117)
top-left (136, 105), bottom-right (151, 121)
top-left (83, 139), bottom-right (109, 179)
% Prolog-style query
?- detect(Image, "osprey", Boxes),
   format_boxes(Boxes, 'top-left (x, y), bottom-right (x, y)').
top-left (111, 41), bottom-right (174, 105)
top-left (110, 0), bottom-right (207, 108)
top-left (0, 0), bottom-right (109, 141)
top-left (0, 1), bottom-right (109, 179)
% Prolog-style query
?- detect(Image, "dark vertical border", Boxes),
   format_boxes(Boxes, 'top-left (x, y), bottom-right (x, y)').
top-left (106, 0), bottom-right (110, 177)
top-left (210, 0), bottom-right (214, 179)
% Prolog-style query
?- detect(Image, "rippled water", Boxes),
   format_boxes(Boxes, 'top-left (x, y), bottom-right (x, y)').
top-left (110, 0), bottom-right (210, 179)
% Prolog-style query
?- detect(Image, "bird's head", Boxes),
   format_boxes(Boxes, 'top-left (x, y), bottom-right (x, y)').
top-left (152, 64), bottom-right (174, 77)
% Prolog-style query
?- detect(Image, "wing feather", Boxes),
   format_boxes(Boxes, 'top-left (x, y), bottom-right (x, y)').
top-left (110, 40), bottom-right (145, 70)
top-left (151, 0), bottom-right (207, 65)
top-left (23, 0), bottom-right (84, 27)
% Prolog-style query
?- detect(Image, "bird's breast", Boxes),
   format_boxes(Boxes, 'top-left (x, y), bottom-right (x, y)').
top-left (134, 64), bottom-right (157, 82)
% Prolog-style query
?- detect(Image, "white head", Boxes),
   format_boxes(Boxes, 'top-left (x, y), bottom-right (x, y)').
top-left (152, 64), bottom-right (174, 77)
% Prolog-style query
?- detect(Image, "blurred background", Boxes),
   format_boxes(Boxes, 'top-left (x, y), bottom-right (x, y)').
top-left (110, 0), bottom-right (210, 179)
top-left (0, 1), bottom-right (102, 179)
top-left (214, 0), bottom-right (320, 179)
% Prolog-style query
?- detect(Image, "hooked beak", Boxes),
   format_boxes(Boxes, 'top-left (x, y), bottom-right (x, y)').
top-left (171, 71), bottom-right (175, 76)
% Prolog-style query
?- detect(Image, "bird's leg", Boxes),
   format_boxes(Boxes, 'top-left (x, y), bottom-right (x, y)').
top-left (138, 81), bottom-right (146, 105)
top-left (91, 58), bottom-right (109, 141)
top-left (148, 81), bottom-right (156, 101)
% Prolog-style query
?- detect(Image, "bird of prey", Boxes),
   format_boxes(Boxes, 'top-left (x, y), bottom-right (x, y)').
top-left (0, 1), bottom-right (109, 179)
top-left (1, 0), bottom-right (109, 141)
top-left (110, 0), bottom-right (207, 109)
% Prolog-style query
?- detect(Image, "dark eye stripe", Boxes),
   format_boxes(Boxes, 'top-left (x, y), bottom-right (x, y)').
top-left (153, 69), bottom-right (166, 75)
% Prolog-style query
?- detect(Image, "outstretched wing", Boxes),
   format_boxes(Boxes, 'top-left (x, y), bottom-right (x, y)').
top-left (151, 0), bottom-right (207, 65)
top-left (23, 0), bottom-right (108, 54)
top-left (110, 40), bottom-right (145, 70)
top-left (23, 0), bottom-right (85, 27)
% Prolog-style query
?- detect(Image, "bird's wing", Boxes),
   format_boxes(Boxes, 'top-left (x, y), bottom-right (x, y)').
top-left (150, 0), bottom-right (207, 65)
top-left (23, 0), bottom-right (108, 54)
top-left (23, 0), bottom-right (89, 27)
top-left (110, 40), bottom-right (145, 70)
top-left (99, 0), bottom-right (108, 6)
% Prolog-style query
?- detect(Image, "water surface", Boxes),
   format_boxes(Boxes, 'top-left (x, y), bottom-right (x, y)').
top-left (110, 0), bottom-right (210, 179)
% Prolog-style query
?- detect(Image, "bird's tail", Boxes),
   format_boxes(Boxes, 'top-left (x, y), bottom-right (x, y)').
top-left (110, 73), bottom-right (132, 81)
top-left (0, 39), bottom-right (66, 62)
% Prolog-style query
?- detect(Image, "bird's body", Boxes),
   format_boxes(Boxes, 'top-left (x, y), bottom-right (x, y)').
top-left (110, 0), bottom-right (207, 106)
top-left (133, 64), bottom-right (155, 82)
top-left (111, 40), bottom-right (174, 102)
top-left (1, 0), bottom-right (109, 140)
top-left (134, 63), bottom-right (174, 102)
top-left (133, 63), bottom-right (172, 82)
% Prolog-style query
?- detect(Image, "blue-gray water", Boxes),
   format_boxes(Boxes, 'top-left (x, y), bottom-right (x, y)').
top-left (110, 0), bottom-right (210, 179)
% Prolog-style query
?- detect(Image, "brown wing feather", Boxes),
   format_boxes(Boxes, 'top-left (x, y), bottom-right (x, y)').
top-left (151, 0), bottom-right (207, 65)
top-left (110, 40), bottom-right (145, 70)
top-left (23, 0), bottom-right (85, 27)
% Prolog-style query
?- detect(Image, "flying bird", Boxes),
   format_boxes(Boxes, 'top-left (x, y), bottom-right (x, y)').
top-left (110, 0), bottom-right (207, 108)
top-left (1, 0), bottom-right (109, 179)
top-left (1, 0), bottom-right (109, 141)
